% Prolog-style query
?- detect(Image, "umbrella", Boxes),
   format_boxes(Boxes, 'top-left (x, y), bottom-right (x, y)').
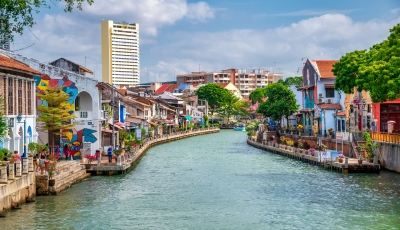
top-left (185, 115), bottom-right (193, 121)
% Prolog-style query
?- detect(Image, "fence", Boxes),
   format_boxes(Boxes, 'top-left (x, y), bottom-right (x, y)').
top-left (371, 132), bottom-right (400, 144)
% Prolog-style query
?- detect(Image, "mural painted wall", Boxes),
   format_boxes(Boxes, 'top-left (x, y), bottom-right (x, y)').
top-left (35, 74), bottom-right (97, 158)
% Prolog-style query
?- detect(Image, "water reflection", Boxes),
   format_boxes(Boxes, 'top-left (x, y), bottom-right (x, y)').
top-left (2, 130), bottom-right (400, 229)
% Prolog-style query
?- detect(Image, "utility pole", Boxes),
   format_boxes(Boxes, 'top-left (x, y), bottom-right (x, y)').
top-left (111, 84), bottom-right (115, 149)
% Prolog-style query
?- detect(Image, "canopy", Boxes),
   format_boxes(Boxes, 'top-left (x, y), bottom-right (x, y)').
top-left (185, 115), bottom-right (193, 121)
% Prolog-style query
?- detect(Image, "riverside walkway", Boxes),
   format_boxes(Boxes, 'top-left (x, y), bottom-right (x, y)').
top-left (247, 137), bottom-right (380, 173)
top-left (84, 127), bottom-right (220, 175)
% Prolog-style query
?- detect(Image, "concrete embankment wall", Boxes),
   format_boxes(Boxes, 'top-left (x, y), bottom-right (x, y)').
top-left (0, 173), bottom-right (36, 215)
top-left (379, 143), bottom-right (400, 172)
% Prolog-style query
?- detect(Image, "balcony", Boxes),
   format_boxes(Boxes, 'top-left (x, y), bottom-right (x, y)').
top-left (304, 98), bottom-right (314, 109)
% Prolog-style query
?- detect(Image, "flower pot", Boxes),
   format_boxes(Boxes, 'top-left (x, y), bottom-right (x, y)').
top-left (85, 164), bottom-right (92, 169)
top-left (338, 158), bottom-right (344, 163)
top-left (28, 157), bottom-right (34, 172)
top-left (368, 158), bottom-right (373, 163)
top-left (49, 179), bottom-right (56, 186)
top-left (358, 159), bottom-right (363, 164)
top-left (311, 151), bottom-right (315, 156)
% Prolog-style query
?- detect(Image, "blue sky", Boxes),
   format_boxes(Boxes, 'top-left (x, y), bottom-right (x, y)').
top-left (14, 0), bottom-right (400, 83)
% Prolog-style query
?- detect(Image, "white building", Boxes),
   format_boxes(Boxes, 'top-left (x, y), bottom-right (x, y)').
top-left (0, 49), bottom-right (102, 158)
top-left (101, 20), bottom-right (140, 87)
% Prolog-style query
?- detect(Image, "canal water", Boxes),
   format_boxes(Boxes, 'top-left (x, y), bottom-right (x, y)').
top-left (3, 130), bottom-right (400, 229)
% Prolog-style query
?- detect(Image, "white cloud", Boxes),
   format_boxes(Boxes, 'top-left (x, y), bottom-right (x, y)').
top-left (145, 14), bottom-right (400, 81)
top-left (83, 0), bottom-right (214, 36)
top-left (186, 2), bottom-right (215, 22)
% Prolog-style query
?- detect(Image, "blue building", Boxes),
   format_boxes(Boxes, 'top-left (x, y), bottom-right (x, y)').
top-left (297, 59), bottom-right (345, 136)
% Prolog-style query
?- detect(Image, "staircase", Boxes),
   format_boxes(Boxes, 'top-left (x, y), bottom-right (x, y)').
top-left (50, 160), bottom-right (90, 195)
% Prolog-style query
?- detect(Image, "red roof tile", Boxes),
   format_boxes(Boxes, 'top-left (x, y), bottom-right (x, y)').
top-left (216, 83), bottom-right (229, 88)
top-left (165, 84), bottom-right (179, 93)
top-left (336, 111), bottom-right (346, 116)
top-left (0, 54), bottom-right (40, 75)
top-left (317, 103), bottom-right (342, 110)
top-left (155, 84), bottom-right (171, 94)
top-left (312, 60), bottom-right (338, 78)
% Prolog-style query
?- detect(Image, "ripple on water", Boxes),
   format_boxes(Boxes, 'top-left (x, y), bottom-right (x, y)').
top-left (2, 130), bottom-right (400, 230)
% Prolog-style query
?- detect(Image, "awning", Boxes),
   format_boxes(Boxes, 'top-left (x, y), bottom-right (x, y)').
top-left (324, 84), bottom-right (334, 88)
top-left (101, 128), bottom-right (118, 134)
top-left (149, 121), bottom-right (157, 126)
top-left (185, 115), bottom-right (193, 121)
top-left (125, 116), bottom-right (146, 123)
top-left (297, 85), bottom-right (315, 90)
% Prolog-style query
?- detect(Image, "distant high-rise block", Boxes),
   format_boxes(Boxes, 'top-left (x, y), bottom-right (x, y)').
top-left (101, 20), bottom-right (140, 86)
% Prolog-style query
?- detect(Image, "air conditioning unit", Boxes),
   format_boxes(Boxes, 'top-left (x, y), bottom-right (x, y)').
top-left (318, 98), bottom-right (325, 103)
top-left (327, 99), bottom-right (332, 104)
top-left (319, 94), bottom-right (324, 98)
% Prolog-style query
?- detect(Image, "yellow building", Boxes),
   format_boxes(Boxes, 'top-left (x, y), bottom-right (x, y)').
top-left (101, 20), bottom-right (140, 86)
top-left (343, 90), bottom-right (373, 135)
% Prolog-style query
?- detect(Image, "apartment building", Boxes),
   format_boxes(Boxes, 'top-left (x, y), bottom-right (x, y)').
top-left (101, 20), bottom-right (140, 86)
top-left (176, 68), bottom-right (283, 98)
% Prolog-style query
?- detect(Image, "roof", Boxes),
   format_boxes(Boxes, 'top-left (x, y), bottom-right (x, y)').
top-left (165, 84), bottom-right (179, 93)
top-left (317, 103), bottom-right (342, 110)
top-left (297, 85), bottom-right (315, 90)
top-left (336, 111), bottom-right (346, 116)
top-left (157, 92), bottom-right (183, 101)
top-left (155, 84), bottom-right (171, 94)
top-left (312, 60), bottom-right (339, 79)
top-left (177, 83), bottom-right (190, 91)
top-left (116, 89), bottom-right (127, 95)
top-left (0, 54), bottom-right (40, 75)
top-left (216, 83), bottom-right (229, 88)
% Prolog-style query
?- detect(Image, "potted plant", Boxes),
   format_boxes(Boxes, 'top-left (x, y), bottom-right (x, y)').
top-left (328, 128), bottom-right (333, 137)
top-left (85, 155), bottom-right (96, 169)
top-left (337, 153), bottom-right (345, 163)
top-left (297, 124), bottom-right (303, 135)
top-left (309, 148), bottom-right (315, 156)
top-left (46, 155), bottom-right (58, 186)
top-left (359, 132), bottom-right (378, 163)
top-left (313, 124), bottom-right (318, 136)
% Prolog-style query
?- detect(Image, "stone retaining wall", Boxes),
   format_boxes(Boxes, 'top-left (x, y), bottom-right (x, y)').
top-left (0, 173), bottom-right (36, 215)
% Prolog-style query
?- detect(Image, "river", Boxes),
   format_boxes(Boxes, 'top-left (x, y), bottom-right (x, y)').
top-left (2, 130), bottom-right (400, 229)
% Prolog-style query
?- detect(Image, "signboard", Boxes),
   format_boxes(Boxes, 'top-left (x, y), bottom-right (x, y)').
top-left (88, 121), bottom-right (94, 125)
top-left (336, 134), bottom-right (342, 140)
top-left (135, 127), bottom-right (142, 140)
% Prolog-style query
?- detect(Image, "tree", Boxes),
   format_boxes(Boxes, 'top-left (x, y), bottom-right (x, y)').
top-left (332, 50), bottom-right (367, 94)
top-left (249, 88), bottom-right (266, 104)
top-left (277, 76), bottom-right (303, 88)
top-left (0, 95), bottom-right (8, 140)
top-left (0, 0), bottom-right (94, 42)
top-left (284, 76), bottom-right (303, 88)
top-left (196, 84), bottom-right (230, 115)
top-left (333, 23), bottom-right (400, 102)
top-left (218, 93), bottom-right (250, 123)
top-left (257, 83), bottom-right (299, 125)
top-left (37, 86), bottom-right (76, 154)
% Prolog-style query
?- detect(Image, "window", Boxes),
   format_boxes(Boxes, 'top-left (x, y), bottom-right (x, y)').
top-left (18, 80), bottom-right (22, 114)
top-left (367, 104), bottom-right (371, 113)
top-left (27, 82), bottom-right (32, 115)
top-left (326, 88), bottom-right (335, 98)
top-left (75, 96), bottom-right (80, 110)
top-left (8, 78), bottom-right (13, 114)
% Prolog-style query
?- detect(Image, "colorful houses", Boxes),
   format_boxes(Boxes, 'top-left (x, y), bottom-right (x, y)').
top-left (297, 59), bottom-right (344, 136)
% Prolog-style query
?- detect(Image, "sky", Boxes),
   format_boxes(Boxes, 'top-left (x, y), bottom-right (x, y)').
top-left (12, 0), bottom-right (400, 84)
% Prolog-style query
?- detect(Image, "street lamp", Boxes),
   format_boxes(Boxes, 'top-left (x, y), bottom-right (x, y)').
top-left (17, 114), bottom-right (28, 174)
top-left (16, 114), bottom-right (26, 158)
